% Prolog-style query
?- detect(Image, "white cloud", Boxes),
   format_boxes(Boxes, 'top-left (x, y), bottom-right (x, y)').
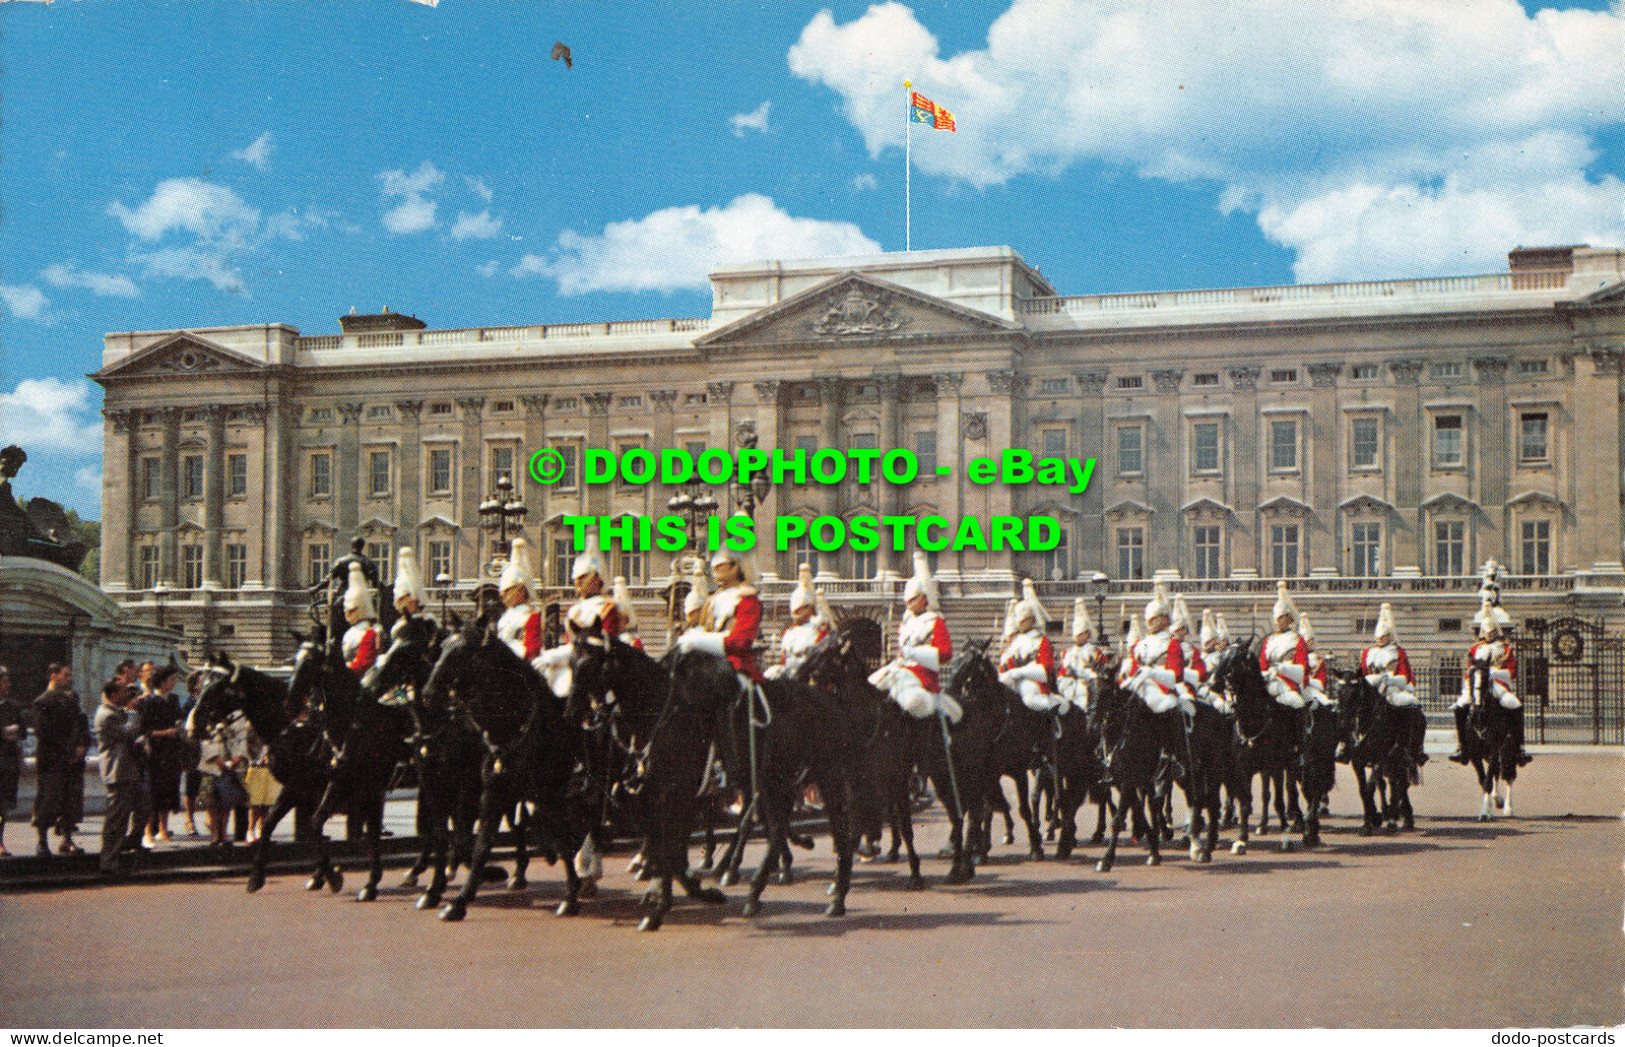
top-left (476, 260), bottom-right (500, 278)
top-left (450, 210), bottom-right (503, 241)
top-left (136, 247), bottom-right (247, 294)
top-left (729, 100), bottom-right (772, 137)
top-left (263, 208), bottom-right (332, 242)
top-left (0, 378), bottom-right (101, 454)
top-left (789, 0), bottom-right (1625, 280)
top-left (231, 132), bottom-right (275, 169)
top-left (75, 465), bottom-right (103, 492)
top-left (108, 178), bottom-right (260, 244)
top-left (516, 193), bottom-right (880, 295)
top-left (378, 161), bottom-right (444, 234)
top-left (42, 263), bottom-right (140, 299)
top-left (852, 174), bottom-right (878, 192)
top-left (465, 176), bottom-right (494, 203)
top-left (0, 285), bottom-right (50, 320)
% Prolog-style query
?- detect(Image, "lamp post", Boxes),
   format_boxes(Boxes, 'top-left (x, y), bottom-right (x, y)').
top-left (728, 423), bottom-right (774, 520)
top-left (434, 571), bottom-right (452, 621)
top-left (152, 581), bottom-right (171, 630)
top-left (479, 473), bottom-right (528, 570)
top-left (1089, 571), bottom-right (1110, 645)
top-left (666, 483), bottom-right (719, 575)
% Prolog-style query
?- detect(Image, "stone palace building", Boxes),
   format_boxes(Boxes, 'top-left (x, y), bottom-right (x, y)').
top-left (95, 243), bottom-right (1625, 699)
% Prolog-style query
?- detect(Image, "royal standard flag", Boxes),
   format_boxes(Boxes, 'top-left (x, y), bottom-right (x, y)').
top-left (910, 91), bottom-right (956, 132)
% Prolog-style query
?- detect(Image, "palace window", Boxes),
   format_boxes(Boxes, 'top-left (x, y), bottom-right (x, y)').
top-left (915, 431), bottom-right (937, 475)
top-left (619, 395), bottom-right (643, 409)
top-left (1439, 618), bottom-right (1463, 633)
top-left (1039, 378), bottom-right (1068, 396)
top-left (1349, 522), bottom-right (1381, 577)
top-left (550, 536), bottom-right (572, 587)
top-left (554, 397), bottom-right (579, 411)
top-left (1116, 527), bottom-right (1145, 580)
top-left (1269, 524), bottom-right (1300, 578)
top-left (140, 546), bottom-right (160, 590)
top-left (1191, 423), bottom-right (1220, 475)
top-left (790, 534), bottom-right (820, 578)
top-left (429, 540), bottom-right (454, 584)
top-left (616, 440), bottom-right (644, 490)
top-left (1117, 426), bottom-right (1143, 476)
top-left (555, 445), bottom-right (578, 488)
top-left (1435, 521), bottom-right (1465, 575)
top-left (1269, 420), bottom-right (1298, 472)
top-left (182, 455), bottom-right (204, 499)
top-left (1521, 520), bottom-right (1551, 575)
top-left (683, 393), bottom-right (707, 405)
top-left (1042, 428), bottom-right (1067, 458)
top-left (141, 457), bottom-right (161, 501)
top-left (852, 546), bottom-right (877, 579)
top-left (1432, 362), bottom-right (1463, 379)
top-left (489, 445), bottom-right (515, 486)
top-left (366, 405), bottom-right (393, 421)
top-left (1193, 373), bottom-right (1220, 387)
top-left (309, 452), bottom-right (332, 497)
top-left (1519, 412), bottom-right (1549, 463)
top-left (1351, 416), bottom-right (1381, 470)
top-left (1432, 415), bottom-right (1463, 468)
top-left (228, 454), bottom-right (248, 497)
top-left (307, 542), bottom-right (330, 588)
top-left (429, 402), bottom-right (452, 416)
top-left (225, 544), bottom-right (247, 590)
top-left (308, 407), bottom-right (334, 424)
top-left (1269, 368), bottom-right (1298, 385)
top-left (1039, 530), bottom-right (1069, 581)
top-left (1354, 617), bottom-right (1379, 634)
top-left (1115, 375), bottom-right (1143, 391)
top-left (618, 547), bottom-right (645, 584)
top-left (369, 450), bottom-right (392, 497)
top-left (1351, 365), bottom-right (1379, 381)
top-left (366, 542), bottom-right (392, 583)
top-left (1518, 359), bottom-right (1549, 376)
top-left (1193, 525), bottom-right (1221, 579)
top-left (428, 448), bottom-right (453, 495)
top-left (493, 399), bottom-right (515, 413)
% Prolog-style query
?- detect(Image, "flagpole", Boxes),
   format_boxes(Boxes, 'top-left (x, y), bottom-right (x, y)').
top-left (904, 79), bottom-right (912, 253)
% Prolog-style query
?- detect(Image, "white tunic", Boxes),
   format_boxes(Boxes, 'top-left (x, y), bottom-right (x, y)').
top-left (1457, 640), bottom-right (1519, 709)
top-left (496, 602), bottom-right (540, 663)
top-left (1122, 630), bottom-right (1188, 715)
top-left (1363, 643), bottom-right (1419, 708)
top-left (767, 618), bottom-right (826, 680)
top-left (1262, 630), bottom-right (1308, 709)
top-left (1057, 641), bottom-right (1104, 712)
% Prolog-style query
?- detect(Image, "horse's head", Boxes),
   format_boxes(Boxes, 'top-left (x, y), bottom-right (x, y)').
top-left (942, 638), bottom-right (1002, 708)
top-left (361, 620), bottom-right (440, 700)
top-left (286, 637), bottom-right (331, 712)
top-left (422, 620), bottom-right (543, 743)
top-left (190, 654), bottom-right (241, 735)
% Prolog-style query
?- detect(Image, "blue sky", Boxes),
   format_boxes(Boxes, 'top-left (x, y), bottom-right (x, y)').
top-left (3, 0), bottom-right (1623, 518)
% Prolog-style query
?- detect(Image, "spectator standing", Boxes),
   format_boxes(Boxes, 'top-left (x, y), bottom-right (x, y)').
top-left (94, 681), bottom-right (151, 876)
top-left (135, 665), bottom-right (186, 845)
top-left (179, 670), bottom-right (207, 836)
top-left (242, 718), bottom-right (280, 843)
top-left (0, 667), bottom-right (23, 857)
top-left (195, 710), bottom-right (248, 849)
top-left (31, 663), bottom-right (89, 856)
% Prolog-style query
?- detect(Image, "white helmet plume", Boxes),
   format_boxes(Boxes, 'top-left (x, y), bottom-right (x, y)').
top-left (500, 536), bottom-right (537, 596)
top-left (1272, 581), bottom-right (1298, 623)
top-left (1144, 581), bottom-right (1171, 625)
top-left (1070, 597), bottom-right (1094, 640)
top-left (394, 546), bottom-right (426, 611)
top-left (1375, 603), bottom-right (1397, 644)
top-left (789, 562), bottom-right (816, 614)
top-left (612, 575), bottom-right (638, 631)
top-left (902, 549), bottom-right (937, 610)
top-left (571, 529), bottom-right (607, 583)
top-left (342, 561), bottom-right (377, 619)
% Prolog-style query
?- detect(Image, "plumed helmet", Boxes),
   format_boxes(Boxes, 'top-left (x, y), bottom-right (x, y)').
top-left (1124, 614), bottom-right (1145, 650)
top-left (500, 536), bottom-right (537, 596)
top-left (1019, 578), bottom-right (1049, 631)
top-left (1474, 594), bottom-right (1513, 638)
top-left (1070, 597), bottom-right (1094, 640)
top-left (902, 550), bottom-right (937, 609)
top-left (1144, 582), bottom-right (1172, 625)
top-left (1171, 594), bottom-right (1195, 635)
top-left (1375, 603), bottom-right (1398, 643)
top-left (1298, 612), bottom-right (1316, 644)
top-left (788, 562), bottom-right (816, 614)
top-left (394, 545), bottom-right (426, 611)
top-left (1001, 598), bottom-right (1019, 642)
top-left (1215, 613), bottom-right (1232, 644)
top-left (612, 575), bottom-right (638, 631)
top-left (814, 588), bottom-right (835, 627)
top-left (1199, 608), bottom-right (1218, 646)
top-left (1272, 580), bottom-right (1298, 623)
top-left (708, 513), bottom-right (754, 581)
top-left (682, 566), bottom-right (709, 616)
top-left (342, 561), bottom-right (376, 618)
top-left (571, 530), bottom-right (607, 583)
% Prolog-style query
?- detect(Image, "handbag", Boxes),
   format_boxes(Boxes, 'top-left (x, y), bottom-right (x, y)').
top-left (213, 768), bottom-right (248, 810)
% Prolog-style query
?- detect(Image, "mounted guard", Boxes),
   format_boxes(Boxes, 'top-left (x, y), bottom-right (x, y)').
top-left (1170, 594), bottom-right (1207, 709)
top-left (674, 522), bottom-right (764, 684)
top-left (767, 563), bottom-right (831, 680)
top-left (1195, 609), bottom-right (1231, 710)
top-left (1057, 597), bottom-right (1108, 713)
top-left (341, 562), bottom-right (385, 677)
top-left (868, 551), bottom-right (958, 722)
top-left (495, 536), bottom-right (544, 664)
top-left (1452, 594), bottom-right (1531, 766)
top-left (1260, 582), bottom-right (1310, 709)
top-left (1298, 613), bottom-right (1335, 709)
top-left (1118, 583), bottom-right (1193, 776)
top-left (1348, 602), bottom-right (1428, 767)
top-left (998, 579), bottom-right (1060, 714)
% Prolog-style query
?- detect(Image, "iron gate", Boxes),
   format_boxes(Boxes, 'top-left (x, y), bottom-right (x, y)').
top-left (1514, 617), bottom-right (1625, 745)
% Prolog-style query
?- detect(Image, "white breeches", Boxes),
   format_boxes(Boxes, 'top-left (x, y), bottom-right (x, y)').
top-left (1456, 671), bottom-right (1519, 709)
top-left (1057, 675), bottom-right (1091, 714)
top-left (534, 646), bottom-right (572, 699)
top-left (1130, 679), bottom-right (1191, 716)
top-left (1017, 679), bottom-right (1063, 714)
top-left (1301, 680), bottom-right (1336, 709)
top-left (763, 664), bottom-right (788, 680)
top-left (868, 662), bottom-right (963, 724)
top-left (1367, 673), bottom-right (1419, 708)
top-left (1266, 675), bottom-right (1307, 710)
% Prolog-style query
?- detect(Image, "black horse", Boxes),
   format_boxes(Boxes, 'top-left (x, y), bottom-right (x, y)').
top-left (933, 640), bottom-right (1024, 883)
top-left (420, 622), bottom-right (595, 921)
top-left (1294, 694), bottom-right (1340, 849)
top-left (1043, 688), bottom-right (1111, 862)
top-left (1086, 673), bottom-right (1169, 870)
top-left (191, 654), bottom-right (329, 893)
top-left (1210, 637), bottom-right (1303, 853)
top-left (952, 650), bottom-right (1050, 862)
top-left (291, 637), bottom-right (415, 902)
top-left (360, 621), bottom-right (490, 909)
top-left (1463, 662), bottom-right (1522, 821)
top-left (1332, 669), bottom-right (1416, 834)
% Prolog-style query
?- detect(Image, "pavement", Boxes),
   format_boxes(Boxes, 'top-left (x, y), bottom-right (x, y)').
top-left (0, 746), bottom-right (1619, 1029)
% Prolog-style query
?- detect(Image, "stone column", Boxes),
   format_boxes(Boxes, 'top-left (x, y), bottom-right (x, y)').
top-left (261, 399), bottom-right (293, 591)
top-left (202, 405), bottom-right (227, 587)
top-left (748, 381), bottom-right (782, 577)
top-left (1388, 360), bottom-right (1425, 573)
top-left (981, 370), bottom-right (1022, 580)
top-left (241, 404), bottom-right (270, 589)
top-left (456, 397), bottom-right (487, 575)
top-left (159, 407), bottom-right (180, 585)
top-left (582, 392), bottom-right (612, 519)
top-left (645, 391), bottom-right (677, 577)
top-left (1307, 362), bottom-right (1342, 574)
top-left (395, 400), bottom-right (424, 559)
top-left (1573, 347), bottom-right (1624, 570)
top-left (933, 373), bottom-right (965, 581)
top-left (101, 409), bottom-right (135, 590)
top-left (337, 401), bottom-right (364, 539)
top-left (815, 378), bottom-right (843, 521)
top-left (518, 394), bottom-right (548, 556)
top-left (874, 373), bottom-right (902, 579)
top-left (1229, 367), bottom-right (1262, 576)
top-left (1474, 357), bottom-right (1510, 563)
top-left (1149, 369), bottom-right (1184, 570)
top-left (1073, 370), bottom-right (1108, 576)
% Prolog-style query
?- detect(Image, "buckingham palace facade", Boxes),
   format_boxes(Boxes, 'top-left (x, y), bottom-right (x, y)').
top-left (95, 243), bottom-right (1625, 668)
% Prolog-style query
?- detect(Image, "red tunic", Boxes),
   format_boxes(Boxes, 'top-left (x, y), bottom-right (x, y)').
top-left (347, 628), bottom-right (379, 675)
top-left (721, 591), bottom-right (764, 683)
top-left (903, 616), bottom-right (953, 693)
top-left (1360, 646), bottom-right (1414, 684)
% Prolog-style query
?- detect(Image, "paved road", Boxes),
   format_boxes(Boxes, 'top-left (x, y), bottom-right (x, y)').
top-left (1, 751), bottom-right (1619, 1028)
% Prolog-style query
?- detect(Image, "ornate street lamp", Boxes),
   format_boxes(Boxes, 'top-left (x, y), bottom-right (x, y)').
top-left (1089, 571), bottom-right (1111, 645)
top-left (152, 581), bottom-right (171, 630)
top-left (479, 473), bottom-right (528, 569)
top-left (435, 571), bottom-right (453, 621)
top-left (666, 483), bottom-right (719, 575)
top-left (728, 422), bottom-right (774, 519)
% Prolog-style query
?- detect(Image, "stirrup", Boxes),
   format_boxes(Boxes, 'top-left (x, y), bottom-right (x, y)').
top-left (1447, 748), bottom-right (1469, 765)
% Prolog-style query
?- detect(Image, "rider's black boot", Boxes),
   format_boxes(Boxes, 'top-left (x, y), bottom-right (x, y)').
top-left (1448, 707), bottom-right (1470, 764)
top-left (1513, 716), bottom-right (1533, 767)
top-left (1409, 708), bottom-right (1429, 766)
